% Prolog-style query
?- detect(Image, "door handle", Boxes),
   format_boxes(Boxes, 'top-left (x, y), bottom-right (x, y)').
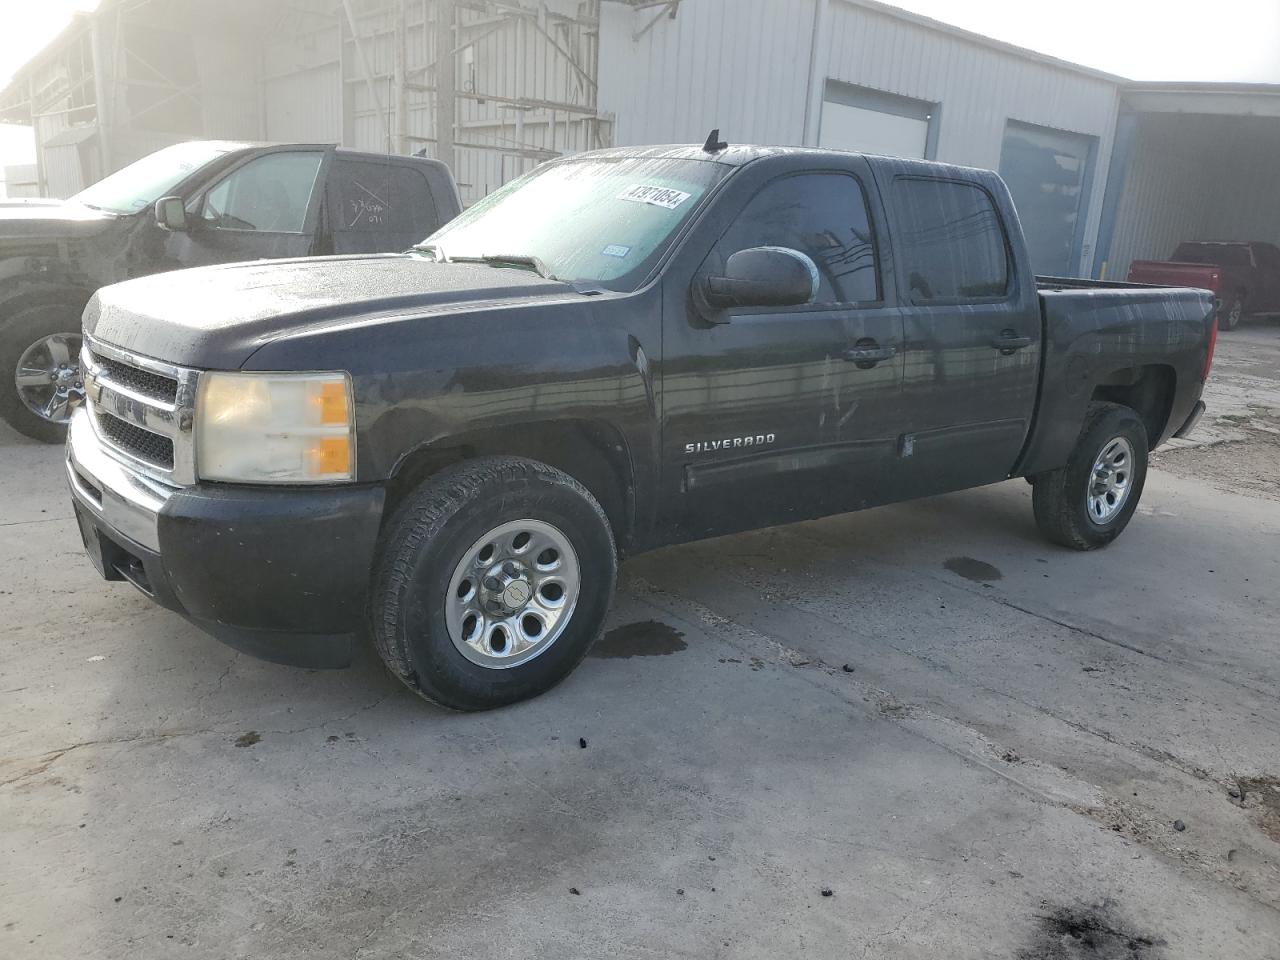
top-left (990, 330), bottom-right (1033, 355)
top-left (842, 344), bottom-right (897, 367)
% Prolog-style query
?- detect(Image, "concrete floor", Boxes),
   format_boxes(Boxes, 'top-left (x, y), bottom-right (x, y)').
top-left (2, 330), bottom-right (1279, 959)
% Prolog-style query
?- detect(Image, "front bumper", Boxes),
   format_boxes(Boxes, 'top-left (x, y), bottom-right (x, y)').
top-left (66, 408), bottom-right (385, 667)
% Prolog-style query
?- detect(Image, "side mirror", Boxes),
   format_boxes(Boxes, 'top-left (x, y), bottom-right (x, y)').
top-left (154, 195), bottom-right (188, 232)
top-left (700, 246), bottom-right (819, 317)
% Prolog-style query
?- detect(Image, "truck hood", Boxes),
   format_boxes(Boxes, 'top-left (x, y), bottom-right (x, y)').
top-left (0, 200), bottom-right (121, 239)
top-left (85, 254), bottom-right (580, 369)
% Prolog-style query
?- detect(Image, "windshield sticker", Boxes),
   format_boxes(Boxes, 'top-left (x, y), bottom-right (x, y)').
top-left (617, 184), bottom-right (692, 210)
top-left (601, 244), bottom-right (631, 258)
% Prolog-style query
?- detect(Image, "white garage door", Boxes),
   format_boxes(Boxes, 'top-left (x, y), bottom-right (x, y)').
top-left (818, 81), bottom-right (935, 160)
top-left (819, 101), bottom-right (929, 158)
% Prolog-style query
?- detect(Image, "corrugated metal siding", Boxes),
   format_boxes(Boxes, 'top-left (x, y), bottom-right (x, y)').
top-left (598, 0), bottom-right (1121, 274)
top-left (1106, 113), bottom-right (1280, 280)
top-left (260, 1), bottom-right (605, 204)
top-left (266, 65), bottom-right (343, 143)
top-left (599, 0), bottom-right (817, 145)
top-left (1106, 115), bottom-right (1217, 280)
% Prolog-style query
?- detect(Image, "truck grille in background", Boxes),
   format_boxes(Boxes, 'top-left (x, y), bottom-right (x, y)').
top-left (84, 340), bottom-right (198, 484)
top-left (94, 356), bottom-right (178, 404)
top-left (96, 415), bottom-right (176, 470)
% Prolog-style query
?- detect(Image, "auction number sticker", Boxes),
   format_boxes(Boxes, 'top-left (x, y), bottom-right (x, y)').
top-left (617, 184), bottom-right (691, 209)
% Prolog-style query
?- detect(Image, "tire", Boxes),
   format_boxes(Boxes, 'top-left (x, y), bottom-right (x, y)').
top-left (369, 456), bottom-right (617, 711)
top-left (1031, 402), bottom-right (1149, 551)
top-left (0, 302), bottom-right (85, 443)
top-left (1221, 295), bottom-right (1244, 331)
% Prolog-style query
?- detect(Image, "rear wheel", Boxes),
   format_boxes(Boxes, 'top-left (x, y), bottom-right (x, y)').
top-left (1031, 402), bottom-right (1149, 550)
top-left (1221, 295), bottom-right (1244, 331)
top-left (0, 303), bottom-right (85, 443)
top-left (369, 456), bottom-right (617, 710)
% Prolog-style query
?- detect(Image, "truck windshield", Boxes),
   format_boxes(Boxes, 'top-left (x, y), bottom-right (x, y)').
top-left (70, 141), bottom-right (234, 215)
top-left (419, 155), bottom-right (728, 289)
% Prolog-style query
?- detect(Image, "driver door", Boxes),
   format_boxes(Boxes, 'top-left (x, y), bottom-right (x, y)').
top-left (659, 159), bottom-right (905, 542)
top-left (168, 147), bottom-right (332, 268)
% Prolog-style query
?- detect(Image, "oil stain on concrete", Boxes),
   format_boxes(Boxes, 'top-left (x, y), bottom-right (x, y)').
top-left (1019, 902), bottom-right (1165, 959)
top-left (945, 556), bottom-right (1004, 582)
top-left (590, 620), bottom-right (687, 659)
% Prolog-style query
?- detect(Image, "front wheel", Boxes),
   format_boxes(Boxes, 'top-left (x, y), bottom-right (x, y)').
top-left (1031, 402), bottom-right (1149, 550)
top-left (0, 303), bottom-right (86, 443)
top-left (369, 457), bottom-right (617, 710)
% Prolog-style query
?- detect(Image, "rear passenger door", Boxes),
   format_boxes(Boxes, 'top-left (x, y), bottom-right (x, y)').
top-left (324, 157), bottom-right (441, 254)
top-left (660, 159), bottom-right (906, 541)
top-left (883, 174), bottom-right (1041, 498)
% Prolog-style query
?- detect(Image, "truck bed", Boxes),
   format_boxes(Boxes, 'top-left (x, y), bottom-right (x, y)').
top-left (1015, 281), bottom-right (1216, 477)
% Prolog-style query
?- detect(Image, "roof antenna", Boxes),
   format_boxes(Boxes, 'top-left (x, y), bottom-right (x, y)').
top-left (702, 128), bottom-right (728, 153)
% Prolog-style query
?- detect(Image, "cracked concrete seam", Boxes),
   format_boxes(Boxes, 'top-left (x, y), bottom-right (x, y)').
top-left (0, 694), bottom-right (392, 789)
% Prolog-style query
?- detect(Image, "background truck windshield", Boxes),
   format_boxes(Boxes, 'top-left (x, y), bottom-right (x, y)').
top-left (421, 156), bottom-right (727, 289)
top-left (71, 141), bottom-right (234, 215)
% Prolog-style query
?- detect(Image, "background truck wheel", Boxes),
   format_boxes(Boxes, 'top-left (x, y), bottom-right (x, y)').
top-left (0, 303), bottom-right (85, 443)
top-left (1031, 402), bottom-right (1149, 551)
top-left (1222, 294), bottom-right (1244, 331)
top-left (369, 456), bottom-right (617, 711)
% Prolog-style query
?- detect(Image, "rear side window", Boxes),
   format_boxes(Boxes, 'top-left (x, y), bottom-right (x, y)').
top-left (329, 159), bottom-right (439, 240)
top-left (892, 178), bottom-right (1010, 302)
top-left (709, 172), bottom-right (879, 304)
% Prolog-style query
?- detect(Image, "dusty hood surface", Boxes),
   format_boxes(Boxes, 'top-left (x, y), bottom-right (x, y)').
top-left (85, 254), bottom-right (577, 369)
top-left (0, 200), bottom-right (120, 239)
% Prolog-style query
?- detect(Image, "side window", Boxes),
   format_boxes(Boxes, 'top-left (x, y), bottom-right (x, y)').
top-left (328, 159), bottom-right (439, 240)
top-left (892, 178), bottom-right (1010, 302)
top-left (200, 151), bottom-right (323, 233)
top-left (711, 172), bottom-right (879, 304)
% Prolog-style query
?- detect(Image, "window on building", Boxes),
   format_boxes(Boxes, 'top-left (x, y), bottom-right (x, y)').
top-left (892, 178), bottom-right (1010, 302)
top-left (201, 151), bottom-right (323, 233)
top-left (709, 172), bottom-right (879, 305)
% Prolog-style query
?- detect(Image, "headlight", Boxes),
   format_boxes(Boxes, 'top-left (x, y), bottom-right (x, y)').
top-left (196, 372), bottom-right (355, 483)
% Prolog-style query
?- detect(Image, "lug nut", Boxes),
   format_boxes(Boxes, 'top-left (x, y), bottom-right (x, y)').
top-left (503, 561), bottom-right (519, 576)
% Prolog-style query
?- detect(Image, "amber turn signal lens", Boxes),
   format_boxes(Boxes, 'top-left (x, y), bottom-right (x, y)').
top-left (316, 381), bottom-right (349, 425)
top-left (309, 436), bottom-right (352, 476)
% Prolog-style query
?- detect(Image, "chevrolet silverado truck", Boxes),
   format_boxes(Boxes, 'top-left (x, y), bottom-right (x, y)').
top-left (1128, 240), bottom-right (1280, 330)
top-left (66, 141), bottom-right (1216, 710)
top-left (2, 140), bottom-right (459, 441)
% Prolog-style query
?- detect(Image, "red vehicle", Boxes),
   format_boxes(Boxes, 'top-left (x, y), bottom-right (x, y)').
top-left (1128, 241), bottom-right (1280, 329)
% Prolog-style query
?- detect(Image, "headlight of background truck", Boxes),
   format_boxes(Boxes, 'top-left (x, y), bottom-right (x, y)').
top-left (195, 372), bottom-right (355, 483)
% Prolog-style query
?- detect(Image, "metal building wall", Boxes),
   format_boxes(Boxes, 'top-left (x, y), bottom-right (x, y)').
top-left (598, 0), bottom-right (1122, 273)
top-left (260, 0), bottom-right (609, 206)
top-left (1105, 113), bottom-right (1280, 280)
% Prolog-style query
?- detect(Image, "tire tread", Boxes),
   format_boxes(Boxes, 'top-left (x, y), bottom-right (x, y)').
top-left (368, 456), bottom-right (614, 709)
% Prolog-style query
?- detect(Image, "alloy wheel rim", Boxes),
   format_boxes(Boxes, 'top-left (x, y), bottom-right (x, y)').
top-left (1087, 436), bottom-right (1134, 524)
top-left (14, 332), bottom-right (84, 423)
top-left (444, 518), bottom-right (580, 669)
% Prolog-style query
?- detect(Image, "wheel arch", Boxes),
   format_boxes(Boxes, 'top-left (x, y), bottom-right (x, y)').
top-left (0, 278), bottom-right (97, 329)
top-left (1089, 363), bottom-right (1177, 447)
top-left (384, 419), bottom-right (637, 553)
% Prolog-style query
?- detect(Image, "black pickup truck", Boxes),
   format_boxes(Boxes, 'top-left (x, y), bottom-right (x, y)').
top-left (1, 140), bottom-right (459, 441)
top-left (66, 142), bottom-right (1215, 710)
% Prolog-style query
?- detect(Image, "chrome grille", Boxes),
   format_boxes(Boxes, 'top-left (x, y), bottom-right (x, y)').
top-left (93, 356), bottom-right (177, 404)
top-left (96, 415), bottom-right (176, 470)
top-left (82, 339), bottom-right (199, 485)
